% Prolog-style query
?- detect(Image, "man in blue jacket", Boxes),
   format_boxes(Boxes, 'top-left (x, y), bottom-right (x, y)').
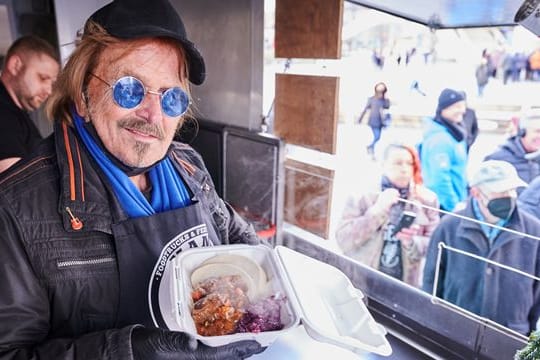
top-left (420, 88), bottom-right (468, 212)
top-left (423, 160), bottom-right (540, 335)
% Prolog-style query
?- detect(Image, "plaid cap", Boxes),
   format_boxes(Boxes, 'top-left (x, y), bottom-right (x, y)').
top-left (469, 160), bottom-right (527, 193)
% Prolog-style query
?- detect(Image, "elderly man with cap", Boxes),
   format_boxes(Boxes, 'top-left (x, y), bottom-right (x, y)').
top-left (423, 160), bottom-right (540, 335)
top-left (419, 88), bottom-right (468, 212)
top-left (0, 0), bottom-right (265, 359)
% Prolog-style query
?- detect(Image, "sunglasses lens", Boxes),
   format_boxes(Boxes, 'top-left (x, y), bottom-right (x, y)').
top-left (110, 76), bottom-right (189, 116)
top-left (113, 76), bottom-right (145, 109)
top-left (162, 87), bottom-right (190, 117)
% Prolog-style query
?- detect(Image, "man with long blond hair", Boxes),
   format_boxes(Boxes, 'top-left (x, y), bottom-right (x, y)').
top-left (0, 0), bottom-right (264, 359)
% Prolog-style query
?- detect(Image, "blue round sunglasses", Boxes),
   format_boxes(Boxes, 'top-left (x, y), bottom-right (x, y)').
top-left (90, 73), bottom-right (190, 117)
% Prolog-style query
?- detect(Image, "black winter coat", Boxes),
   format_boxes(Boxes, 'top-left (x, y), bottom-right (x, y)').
top-left (0, 122), bottom-right (260, 359)
top-left (484, 136), bottom-right (540, 191)
top-left (358, 96), bottom-right (390, 128)
top-left (423, 199), bottom-right (540, 335)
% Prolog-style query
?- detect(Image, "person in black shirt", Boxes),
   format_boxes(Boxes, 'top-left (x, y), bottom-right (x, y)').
top-left (0, 35), bottom-right (60, 173)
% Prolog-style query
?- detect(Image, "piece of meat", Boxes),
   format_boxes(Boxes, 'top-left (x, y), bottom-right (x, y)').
top-left (191, 276), bottom-right (249, 336)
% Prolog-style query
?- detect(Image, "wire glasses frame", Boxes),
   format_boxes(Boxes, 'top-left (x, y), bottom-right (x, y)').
top-left (89, 73), bottom-right (191, 117)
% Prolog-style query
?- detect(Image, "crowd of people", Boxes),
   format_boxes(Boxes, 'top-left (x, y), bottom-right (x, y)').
top-left (474, 47), bottom-right (540, 96)
top-left (339, 87), bottom-right (540, 336)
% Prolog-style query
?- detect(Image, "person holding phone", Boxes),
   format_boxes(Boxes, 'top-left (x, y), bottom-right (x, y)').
top-left (336, 143), bottom-right (440, 287)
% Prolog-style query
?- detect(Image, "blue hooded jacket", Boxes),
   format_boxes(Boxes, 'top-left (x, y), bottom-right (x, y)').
top-left (419, 117), bottom-right (468, 211)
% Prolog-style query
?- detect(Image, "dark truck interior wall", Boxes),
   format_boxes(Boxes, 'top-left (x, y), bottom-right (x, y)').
top-left (175, 119), bottom-right (284, 245)
top-left (176, 120), bottom-right (226, 197)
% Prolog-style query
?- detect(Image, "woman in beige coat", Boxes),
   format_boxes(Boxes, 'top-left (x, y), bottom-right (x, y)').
top-left (336, 144), bottom-right (440, 287)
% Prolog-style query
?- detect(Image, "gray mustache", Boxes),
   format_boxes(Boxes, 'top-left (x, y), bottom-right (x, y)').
top-left (119, 118), bottom-right (165, 140)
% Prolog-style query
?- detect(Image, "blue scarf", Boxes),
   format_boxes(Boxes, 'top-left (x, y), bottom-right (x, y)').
top-left (72, 111), bottom-right (192, 218)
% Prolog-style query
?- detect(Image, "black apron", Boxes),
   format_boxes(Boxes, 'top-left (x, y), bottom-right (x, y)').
top-left (112, 199), bottom-right (219, 329)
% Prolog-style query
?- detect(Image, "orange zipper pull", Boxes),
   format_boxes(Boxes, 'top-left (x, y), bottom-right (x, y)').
top-left (65, 207), bottom-right (83, 230)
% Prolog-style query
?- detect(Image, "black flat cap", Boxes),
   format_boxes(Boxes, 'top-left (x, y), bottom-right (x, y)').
top-left (86, 0), bottom-right (205, 85)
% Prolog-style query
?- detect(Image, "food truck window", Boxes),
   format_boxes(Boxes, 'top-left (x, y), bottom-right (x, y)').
top-left (265, 0), bottom-right (540, 337)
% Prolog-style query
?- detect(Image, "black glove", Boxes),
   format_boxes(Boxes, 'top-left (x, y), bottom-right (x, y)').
top-left (131, 327), bottom-right (265, 360)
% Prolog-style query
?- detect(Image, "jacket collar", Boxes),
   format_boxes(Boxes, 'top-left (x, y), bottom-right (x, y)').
top-left (54, 121), bottom-right (206, 234)
top-left (503, 136), bottom-right (527, 158)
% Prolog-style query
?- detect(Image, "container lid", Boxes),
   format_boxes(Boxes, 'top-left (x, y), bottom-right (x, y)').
top-left (274, 246), bottom-right (392, 356)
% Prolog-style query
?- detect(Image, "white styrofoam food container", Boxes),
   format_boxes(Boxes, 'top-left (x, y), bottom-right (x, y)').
top-left (171, 244), bottom-right (392, 356)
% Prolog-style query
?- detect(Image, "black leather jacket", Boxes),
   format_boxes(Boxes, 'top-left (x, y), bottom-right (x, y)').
top-left (0, 122), bottom-right (260, 359)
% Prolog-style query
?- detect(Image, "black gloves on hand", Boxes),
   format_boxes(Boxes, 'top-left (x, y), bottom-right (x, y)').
top-left (131, 327), bottom-right (265, 360)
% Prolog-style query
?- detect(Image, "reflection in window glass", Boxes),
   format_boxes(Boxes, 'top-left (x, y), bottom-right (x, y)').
top-left (264, 1), bottom-right (540, 335)
top-left (422, 159), bottom-right (540, 336)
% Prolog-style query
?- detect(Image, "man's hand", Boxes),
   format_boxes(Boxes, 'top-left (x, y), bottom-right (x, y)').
top-left (131, 327), bottom-right (265, 360)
